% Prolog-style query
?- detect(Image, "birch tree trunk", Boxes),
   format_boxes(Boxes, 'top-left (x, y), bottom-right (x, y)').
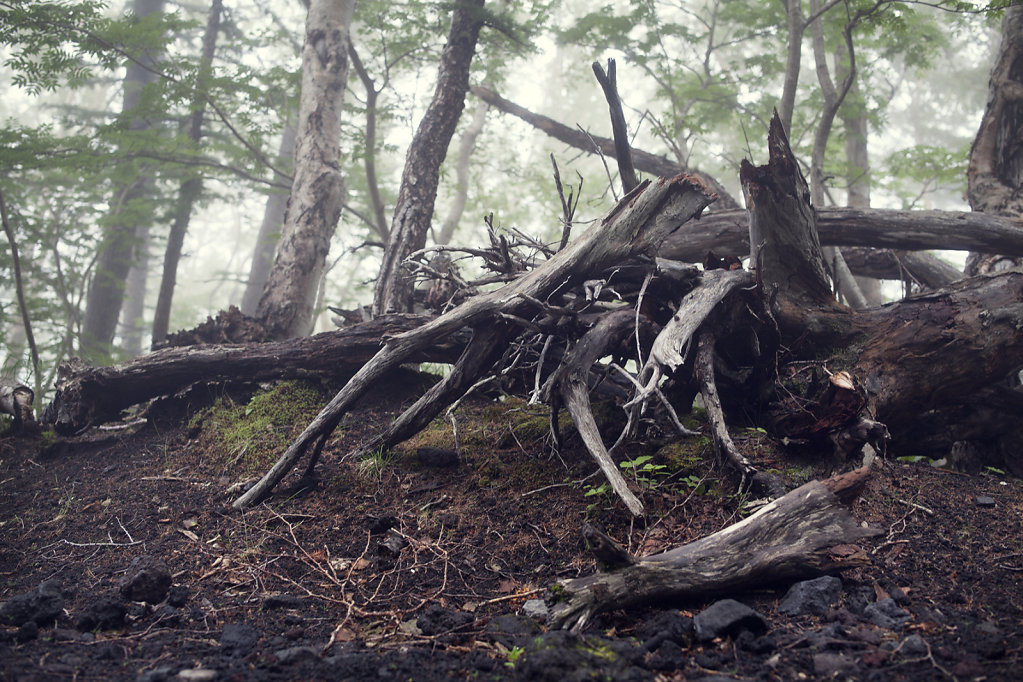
top-left (256, 0), bottom-right (356, 339)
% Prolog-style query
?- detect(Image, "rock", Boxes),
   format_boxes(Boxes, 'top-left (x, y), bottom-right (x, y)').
top-left (864, 598), bottom-right (911, 630)
top-left (119, 558), bottom-right (172, 604)
top-left (220, 622), bottom-right (259, 657)
top-left (0, 579), bottom-right (64, 626)
top-left (813, 652), bottom-right (856, 677)
top-left (417, 446), bottom-right (459, 468)
top-left (898, 634), bottom-right (929, 657)
top-left (521, 599), bottom-right (548, 622)
top-left (15, 620), bottom-right (39, 642)
top-left (262, 593), bottom-right (304, 611)
top-left (416, 604), bottom-right (474, 636)
top-left (485, 614), bottom-right (539, 648)
top-left (975, 495), bottom-right (996, 507)
top-left (75, 592), bottom-right (125, 631)
top-left (971, 621), bottom-right (1007, 659)
top-left (167, 584), bottom-right (189, 608)
top-left (694, 599), bottom-right (768, 642)
top-left (273, 645), bottom-right (319, 665)
top-left (777, 576), bottom-right (843, 616)
top-left (637, 610), bottom-right (694, 652)
top-left (137, 666), bottom-right (175, 682)
top-left (365, 514), bottom-right (398, 534)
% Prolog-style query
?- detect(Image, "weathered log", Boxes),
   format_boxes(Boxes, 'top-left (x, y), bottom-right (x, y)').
top-left (0, 378), bottom-right (35, 432)
top-left (549, 467), bottom-right (879, 631)
top-left (234, 176), bottom-right (716, 509)
top-left (551, 308), bottom-right (644, 516)
top-left (659, 206), bottom-right (1023, 274)
top-left (43, 314), bottom-right (467, 435)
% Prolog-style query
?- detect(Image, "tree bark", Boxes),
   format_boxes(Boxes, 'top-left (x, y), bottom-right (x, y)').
top-left (80, 0), bottom-right (166, 364)
top-left (373, 0), bottom-right (485, 315)
top-left (549, 468), bottom-right (879, 631)
top-left (235, 175), bottom-right (715, 509)
top-left (151, 0), bottom-right (223, 347)
top-left (257, 0), bottom-right (355, 339)
top-left (966, 5), bottom-right (1023, 275)
top-left (658, 207), bottom-right (1023, 267)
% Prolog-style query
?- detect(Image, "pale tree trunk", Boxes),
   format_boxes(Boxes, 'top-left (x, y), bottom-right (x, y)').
top-left (348, 46), bottom-right (389, 241)
top-left (808, 0), bottom-right (867, 309)
top-left (80, 0), bottom-right (166, 363)
top-left (966, 5), bottom-right (1023, 275)
top-left (119, 223), bottom-right (150, 356)
top-left (151, 0), bottom-right (223, 346)
top-left (372, 0), bottom-right (485, 315)
top-left (839, 49), bottom-right (884, 306)
top-left (436, 98), bottom-right (488, 245)
top-left (240, 116), bottom-right (296, 316)
top-left (778, 0), bottom-right (804, 135)
top-left (257, 0), bottom-right (356, 339)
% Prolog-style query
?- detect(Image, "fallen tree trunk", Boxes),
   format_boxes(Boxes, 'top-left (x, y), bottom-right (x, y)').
top-left (549, 467), bottom-right (879, 631)
top-left (658, 206), bottom-right (1023, 279)
top-left (43, 314), bottom-right (467, 435)
top-left (233, 175), bottom-right (716, 510)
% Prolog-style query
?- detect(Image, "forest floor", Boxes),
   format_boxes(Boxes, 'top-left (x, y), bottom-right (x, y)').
top-left (1, 369), bottom-right (1022, 681)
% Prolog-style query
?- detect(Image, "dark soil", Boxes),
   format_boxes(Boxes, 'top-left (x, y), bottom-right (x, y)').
top-left (2, 373), bottom-right (1022, 681)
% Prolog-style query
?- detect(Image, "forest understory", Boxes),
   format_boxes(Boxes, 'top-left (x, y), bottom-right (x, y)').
top-left (2, 371), bottom-right (1022, 681)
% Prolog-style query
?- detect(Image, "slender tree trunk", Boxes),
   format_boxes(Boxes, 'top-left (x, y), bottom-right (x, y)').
top-left (436, 97), bottom-right (488, 245)
top-left (256, 0), bottom-right (356, 339)
top-left (80, 0), bottom-right (166, 363)
top-left (779, 0), bottom-right (804, 135)
top-left (966, 5), bottom-right (1023, 275)
top-left (372, 0), bottom-right (485, 315)
top-left (151, 0), bottom-right (223, 346)
top-left (348, 45), bottom-right (389, 242)
top-left (240, 116), bottom-right (296, 316)
top-left (120, 222), bottom-right (150, 356)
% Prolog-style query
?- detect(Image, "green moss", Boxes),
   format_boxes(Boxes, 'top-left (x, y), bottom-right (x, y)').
top-left (196, 380), bottom-right (331, 473)
top-left (656, 437), bottom-right (713, 475)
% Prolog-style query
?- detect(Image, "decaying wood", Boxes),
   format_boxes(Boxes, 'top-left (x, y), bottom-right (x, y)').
top-left (550, 308), bottom-right (644, 516)
top-left (1, 378), bottom-right (35, 432)
top-left (694, 332), bottom-right (755, 482)
top-left (234, 175), bottom-right (716, 510)
top-left (591, 59), bottom-right (639, 194)
top-left (549, 467), bottom-right (879, 631)
top-left (43, 315), bottom-right (467, 435)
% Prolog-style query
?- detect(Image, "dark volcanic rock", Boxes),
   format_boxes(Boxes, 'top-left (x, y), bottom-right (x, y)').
top-left (0, 579), bottom-right (64, 626)
top-left (167, 584), bottom-right (189, 608)
top-left (75, 592), bottom-right (125, 631)
top-left (864, 598), bottom-right (911, 630)
top-left (486, 614), bottom-right (540, 648)
top-left (417, 604), bottom-right (474, 636)
top-left (694, 599), bottom-right (768, 642)
top-left (778, 576), bottom-right (843, 616)
top-left (220, 622), bottom-right (260, 657)
top-left (119, 557), bottom-right (172, 604)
